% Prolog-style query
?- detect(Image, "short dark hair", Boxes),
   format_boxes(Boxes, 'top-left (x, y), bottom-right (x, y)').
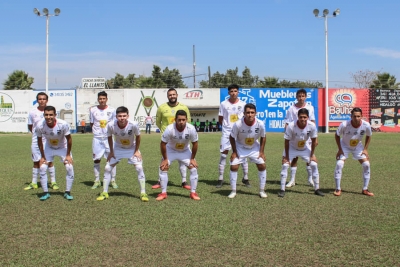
top-left (175, 110), bottom-right (187, 119)
top-left (228, 84), bottom-right (239, 91)
top-left (98, 91), bottom-right (107, 98)
top-left (244, 103), bottom-right (256, 112)
top-left (116, 106), bottom-right (129, 114)
top-left (351, 107), bottom-right (362, 115)
top-left (296, 88), bottom-right (307, 97)
top-left (36, 92), bottom-right (48, 101)
top-left (167, 88), bottom-right (177, 94)
top-left (297, 108), bottom-right (309, 117)
top-left (44, 105), bottom-right (56, 114)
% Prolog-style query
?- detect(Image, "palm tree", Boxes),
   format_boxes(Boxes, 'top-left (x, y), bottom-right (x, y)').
top-left (3, 70), bottom-right (34, 90)
top-left (370, 72), bottom-right (400, 89)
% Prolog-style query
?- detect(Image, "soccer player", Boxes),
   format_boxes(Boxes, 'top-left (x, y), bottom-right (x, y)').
top-left (153, 88), bottom-right (191, 190)
top-left (216, 84), bottom-right (249, 188)
top-left (96, 106), bottom-right (149, 202)
top-left (228, 103), bottom-right (267, 198)
top-left (36, 106), bottom-right (74, 201)
top-left (278, 108), bottom-right (325, 198)
top-left (156, 110), bottom-right (200, 201)
top-left (284, 88), bottom-right (316, 188)
top-left (333, 107), bottom-right (373, 197)
top-left (145, 113), bottom-right (153, 134)
top-left (24, 92), bottom-right (58, 191)
top-left (89, 91), bottom-right (117, 190)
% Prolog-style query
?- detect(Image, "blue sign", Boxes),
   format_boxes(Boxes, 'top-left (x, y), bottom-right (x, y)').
top-left (220, 88), bottom-right (319, 132)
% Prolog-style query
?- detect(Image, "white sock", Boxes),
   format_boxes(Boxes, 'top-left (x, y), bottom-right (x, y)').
top-left (309, 161), bottom-right (320, 190)
top-left (189, 168), bottom-right (198, 193)
top-left (306, 165), bottom-right (312, 180)
top-left (65, 164), bottom-right (74, 192)
top-left (280, 163), bottom-right (289, 191)
top-left (218, 154), bottom-right (227, 180)
top-left (111, 165), bottom-right (117, 182)
top-left (94, 163), bottom-right (100, 181)
top-left (48, 166), bottom-right (56, 183)
top-left (103, 163), bottom-right (113, 193)
top-left (40, 164), bottom-right (49, 192)
top-left (179, 162), bottom-right (187, 183)
top-left (159, 170), bottom-right (168, 193)
top-left (289, 167), bottom-right (297, 183)
top-left (334, 160), bottom-right (344, 190)
top-left (32, 168), bottom-right (39, 184)
top-left (230, 170), bottom-right (238, 191)
top-left (242, 160), bottom-right (249, 179)
top-left (135, 164), bottom-right (146, 193)
top-left (258, 170), bottom-right (267, 191)
top-left (362, 161), bottom-right (371, 190)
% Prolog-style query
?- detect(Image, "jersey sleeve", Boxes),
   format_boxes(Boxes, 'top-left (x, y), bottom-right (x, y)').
top-left (156, 106), bottom-right (162, 129)
top-left (308, 105), bottom-right (316, 121)
top-left (89, 107), bottom-right (94, 123)
top-left (36, 125), bottom-right (42, 137)
top-left (161, 127), bottom-right (170, 143)
top-left (218, 102), bottom-right (224, 117)
top-left (259, 121), bottom-right (266, 137)
top-left (107, 122), bottom-right (113, 137)
top-left (230, 122), bottom-right (239, 139)
top-left (28, 112), bottom-right (33, 125)
top-left (64, 123), bottom-right (71, 136)
top-left (190, 127), bottom-right (198, 143)
top-left (336, 122), bottom-right (345, 136)
top-left (310, 123), bottom-right (318, 138)
top-left (284, 124), bottom-right (293, 140)
top-left (285, 107), bottom-right (294, 124)
top-left (133, 122), bottom-right (140, 136)
top-left (365, 122), bottom-right (372, 136)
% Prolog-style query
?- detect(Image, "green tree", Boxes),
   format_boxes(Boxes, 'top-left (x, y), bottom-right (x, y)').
top-left (370, 72), bottom-right (400, 89)
top-left (3, 70), bottom-right (34, 90)
top-left (161, 67), bottom-right (186, 88)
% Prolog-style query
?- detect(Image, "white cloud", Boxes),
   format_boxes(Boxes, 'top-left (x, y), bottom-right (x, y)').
top-left (359, 48), bottom-right (400, 59)
top-left (0, 44), bottom-right (194, 89)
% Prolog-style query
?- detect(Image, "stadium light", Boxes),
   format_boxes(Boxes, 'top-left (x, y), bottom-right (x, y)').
top-left (33, 8), bottom-right (61, 95)
top-left (313, 8), bottom-right (340, 133)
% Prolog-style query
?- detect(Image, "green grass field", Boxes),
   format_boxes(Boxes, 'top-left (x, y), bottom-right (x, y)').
top-left (1, 132), bottom-right (399, 266)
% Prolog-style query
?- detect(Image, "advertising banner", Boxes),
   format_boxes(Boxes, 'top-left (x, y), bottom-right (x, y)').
top-left (327, 89), bottom-right (370, 121)
top-left (369, 89), bottom-right (400, 132)
top-left (220, 88), bottom-right (319, 132)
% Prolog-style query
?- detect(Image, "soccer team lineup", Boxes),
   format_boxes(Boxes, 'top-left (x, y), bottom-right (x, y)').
top-left (26, 85), bottom-right (374, 201)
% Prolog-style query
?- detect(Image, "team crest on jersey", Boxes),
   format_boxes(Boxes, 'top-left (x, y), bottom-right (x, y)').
top-left (238, 106), bottom-right (242, 111)
top-left (240, 129), bottom-right (245, 133)
top-left (179, 135), bottom-right (182, 139)
top-left (353, 131), bottom-right (358, 135)
top-left (57, 130), bottom-right (61, 135)
top-left (121, 132), bottom-right (125, 136)
top-left (248, 130), bottom-right (252, 133)
top-left (255, 128), bottom-right (259, 133)
top-left (50, 132), bottom-right (54, 136)
top-left (128, 130), bottom-right (132, 135)
top-left (185, 134), bottom-right (189, 139)
top-left (107, 112), bottom-right (111, 116)
top-left (345, 131), bottom-right (351, 135)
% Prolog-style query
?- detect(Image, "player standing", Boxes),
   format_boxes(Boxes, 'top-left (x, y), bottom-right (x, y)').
top-left (96, 106), bottom-right (148, 202)
top-left (216, 84), bottom-right (249, 188)
top-left (90, 91), bottom-right (117, 190)
top-left (228, 103), bottom-right (267, 198)
top-left (36, 106), bottom-right (74, 201)
top-left (24, 92), bottom-right (58, 191)
top-left (153, 88), bottom-right (191, 190)
top-left (284, 88), bottom-right (316, 188)
top-left (333, 107), bottom-right (373, 197)
top-left (278, 108), bottom-right (325, 197)
top-left (156, 110), bottom-right (200, 201)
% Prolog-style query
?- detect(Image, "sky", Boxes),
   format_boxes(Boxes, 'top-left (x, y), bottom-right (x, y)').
top-left (1, 0), bottom-right (400, 89)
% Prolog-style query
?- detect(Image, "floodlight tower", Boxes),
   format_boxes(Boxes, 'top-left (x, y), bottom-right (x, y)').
top-left (33, 8), bottom-right (61, 95)
top-left (313, 8), bottom-right (340, 133)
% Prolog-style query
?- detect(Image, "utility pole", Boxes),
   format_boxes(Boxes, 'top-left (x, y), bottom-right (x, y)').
top-left (193, 45), bottom-right (196, 88)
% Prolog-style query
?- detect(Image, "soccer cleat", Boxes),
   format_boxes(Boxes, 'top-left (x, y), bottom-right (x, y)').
top-left (314, 189), bottom-right (325, 196)
top-left (96, 192), bottom-right (109, 201)
top-left (151, 182), bottom-right (161, 189)
top-left (111, 181), bottom-right (119, 189)
top-left (91, 181), bottom-right (101, 189)
top-left (259, 191), bottom-right (267, 198)
top-left (140, 193), bottom-right (149, 202)
top-left (182, 182), bottom-right (191, 190)
top-left (227, 191), bottom-right (236, 199)
top-left (333, 189), bottom-right (342, 196)
top-left (362, 189), bottom-right (374, 196)
top-left (307, 178), bottom-right (315, 187)
top-left (242, 178), bottom-right (251, 188)
top-left (40, 193), bottom-right (50, 201)
top-left (285, 181), bottom-right (295, 188)
top-left (278, 190), bottom-right (285, 198)
top-left (156, 192), bottom-right (167, 201)
top-left (64, 193), bottom-right (74, 200)
top-left (24, 183), bottom-right (38, 190)
top-left (216, 180), bottom-right (224, 188)
top-left (50, 182), bottom-right (59, 190)
top-left (190, 192), bottom-right (201, 200)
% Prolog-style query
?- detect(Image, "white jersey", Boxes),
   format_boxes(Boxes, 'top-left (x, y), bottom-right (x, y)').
top-left (36, 118), bottom-right (71, 149)
top-left (28, 108), bottom-right (45, 143)
top-left (230, 118), bottom-right (266, 150)
top-left (284, 103), bottom-right (315, 124)
top-left (219, 99), bottom-right (246, 135)
top-left (284, 120), bottom-right (318, 150)
top-left (336, 120), bottom-right (372, 150)
top-left (107, 120), bottom-right (140, 149)
top-left (162, 123), bottom-right (198, 152)
top-left (89, 105), bottom-right (115, 138)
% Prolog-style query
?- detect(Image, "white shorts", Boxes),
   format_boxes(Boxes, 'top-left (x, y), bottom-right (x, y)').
top-left (231, 147), bottom-right (265, 165)
top-left (282, 146), bottom-right (312, 163)
top-left (92, 137), bottom-right (110, 160)
top-left (109, 146), bottom-right (142, 166)
top-left (220, 134), bottom-right (231, 152)
top-left (31, 144), bottom-right (41, 162)
top-left (339, 142), bottom-right (366, 160)
top-left (44, 146), bottom-right (73, 163)
top-left (164, 147), bottom-right (192, 167)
